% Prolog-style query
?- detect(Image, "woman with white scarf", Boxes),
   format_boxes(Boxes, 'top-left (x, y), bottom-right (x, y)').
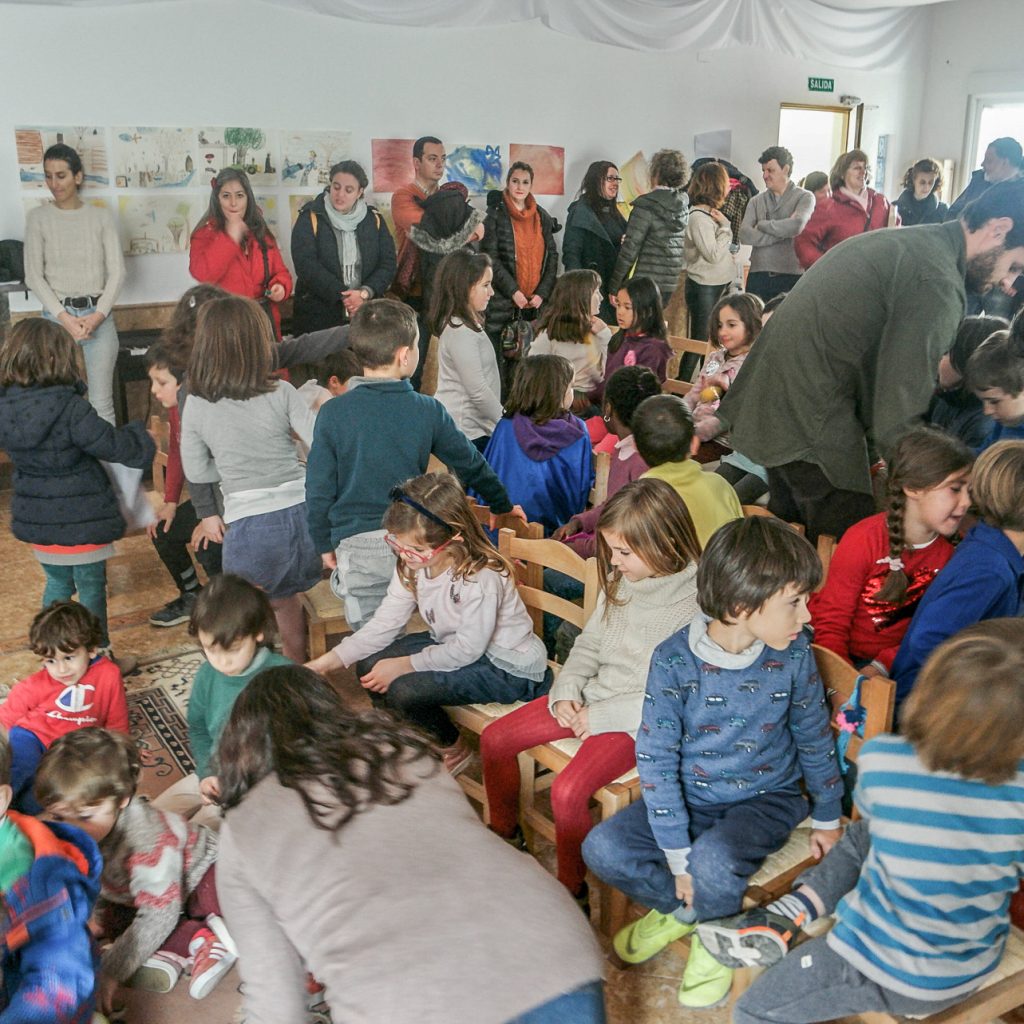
top-left (291, 160), bottom-right (397, 333)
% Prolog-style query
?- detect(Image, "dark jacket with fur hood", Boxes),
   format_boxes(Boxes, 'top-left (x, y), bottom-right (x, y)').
top-left (481, 189), bottom-right (560, 337)
top-left (609, 188), bottom-right (689, 298)
top-left (290, 192), bottom-right (397, 334)
top-left (0, 381), bottom-right (154, 545)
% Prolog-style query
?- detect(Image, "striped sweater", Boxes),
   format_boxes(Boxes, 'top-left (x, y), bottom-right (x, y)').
top-left (829, 734), bottom-right (1024, 1001)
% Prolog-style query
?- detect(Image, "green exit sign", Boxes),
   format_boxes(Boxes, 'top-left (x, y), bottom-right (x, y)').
top-left (808, 77), bottom-right (835, 92)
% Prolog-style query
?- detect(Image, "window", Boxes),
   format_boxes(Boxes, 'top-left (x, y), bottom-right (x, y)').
top-left (962, 95), bottom-right (1024, 190)
top-left (779, 104), bottom-right (862, 183)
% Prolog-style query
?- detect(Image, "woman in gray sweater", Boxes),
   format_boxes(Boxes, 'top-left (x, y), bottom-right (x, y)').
top-left (215, 665), bottom-right (605, 1024)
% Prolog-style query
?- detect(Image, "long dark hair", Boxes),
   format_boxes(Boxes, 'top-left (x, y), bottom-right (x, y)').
top-left (505, 354), bottom-right (573, 424)
top-left (609, 275), bottom-right (665, 354)
top-left (577, 160), bottom-right (618, 213)
top-left (217, 666), bottom-right (439, 829)
top-left (427, 249), bottom-right (492, 336)
top-left (193, 168), bottom-right (274, 245)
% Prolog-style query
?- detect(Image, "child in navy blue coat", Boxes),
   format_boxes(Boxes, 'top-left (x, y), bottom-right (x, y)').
top-left (583, 517), bottom-right (841, 1010)
top-left (483, 354), bottom-right (593, 534)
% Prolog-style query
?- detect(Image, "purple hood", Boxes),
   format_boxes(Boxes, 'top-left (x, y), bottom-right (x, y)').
top-left (512, 412), bottom-right (586, 462)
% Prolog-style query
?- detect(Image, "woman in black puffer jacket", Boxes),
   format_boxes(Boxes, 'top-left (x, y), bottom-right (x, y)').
top-left (481, 161), bottom-right (560, 395)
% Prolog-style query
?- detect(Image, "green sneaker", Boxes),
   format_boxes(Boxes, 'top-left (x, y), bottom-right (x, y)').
top-left (678, 935), bottom-right (734, 1009)
top-left (613, 908), bottom-right (695, 964)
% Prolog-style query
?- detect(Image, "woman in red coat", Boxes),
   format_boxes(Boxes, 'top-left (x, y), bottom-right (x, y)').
top-left (189, 169), bottom-right (292, 337)
top-left (794, 149), bottom-right (896, 270)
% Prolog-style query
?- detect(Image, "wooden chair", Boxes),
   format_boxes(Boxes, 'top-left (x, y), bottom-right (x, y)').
top-left (661, 378), bottom-right (692, 398)
top-left (149, 414), bottom-right (170, 496)
top-left (667, 334), bottom-right (712, 382)
top-left (589, 449), bottom-right (611, 507)
top-left (741, 504), bottom-right (806, 537)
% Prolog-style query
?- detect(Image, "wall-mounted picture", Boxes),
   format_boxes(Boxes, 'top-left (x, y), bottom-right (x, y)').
top-left (371, 138), bottom-right (415, 193)
top-left (255, 193), bottom-right (280, 234)
top-left (16, 125), bottom-right (109, 189)
top-left (111, 127), bottom-right (199, 189)
top-left (280, 131), bottom-right (352, 190)
top-left (197, 127), bottom-right (278, 188)
top-left (509, 144), bottom-right (565, 195)
top-left (619, 150), bottom-right (651, 214)
top-left (446, 144), bottom-right (502, 195)
top-left (118, 195), bottom-right (204, 256)
top-left (288, 193), bottom-right (318, 226)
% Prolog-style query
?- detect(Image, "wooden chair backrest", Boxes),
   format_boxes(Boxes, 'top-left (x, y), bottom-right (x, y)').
top-left (149, 414), bottom-right (169, 493)
top-left (741, 504), bottom-right (806, 537)
top-left (667, 334), bottom-right (712, 381)
top-left (498, 527), bottom-right (599, 635)
top-left (590, 449), bottom-right (611, 507)
top-left (469, 500), bottom-right (542, 541)
top-left (661, 378), bottom-right (692, 397)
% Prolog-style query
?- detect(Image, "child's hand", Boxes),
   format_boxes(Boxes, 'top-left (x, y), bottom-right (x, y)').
top-left (674, 872), bottom-right (695, 905)
top-left (321, 550), bottom-right (338, 571)
top-left (552, 699), bottom-right (581, 729)
top-left (360, 656), bottom-right (413, 693)
top-left (306, 650), bottom-right (344, 675)
top-left (810, 826), bottom-right (843, 860)
top-left (98, 972), bottom-right (124, 1016)
top-left (199, 776), bottom-right (221, 805)
top-left (569, 706), bottom-right (591, 740)
top-left (147, 501), bottom-right (178, 538)
top-left (551, 518), bottom-right (583, 542)
top-left (193, 515), bottom-right (225, 549)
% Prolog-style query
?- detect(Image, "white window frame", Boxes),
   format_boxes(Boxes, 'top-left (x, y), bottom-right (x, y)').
top-left (961, 91), bottom-right (1024, 193)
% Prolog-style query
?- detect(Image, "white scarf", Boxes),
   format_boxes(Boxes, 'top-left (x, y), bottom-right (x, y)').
top-left (324, 197), bottom-right (368, 288)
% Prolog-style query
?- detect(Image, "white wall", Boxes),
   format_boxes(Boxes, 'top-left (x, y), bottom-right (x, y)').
top-left (0, 0), bottom-right (928, 310)
top-left (917, 0), bottom-right (1024, 190)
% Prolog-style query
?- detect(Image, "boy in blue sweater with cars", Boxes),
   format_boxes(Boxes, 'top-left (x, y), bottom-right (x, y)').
top-left (583, 517), bottom-right (842, 1010)
top-left (305, 299), bottom-right (517, 628)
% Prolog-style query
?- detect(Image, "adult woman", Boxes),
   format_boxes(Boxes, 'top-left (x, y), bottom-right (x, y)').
top-left (482, 161), bottom-right (560, 394)
top-left (24, 143), bottom-right (125, 424)
top-left (895, 158), bottom-right (949, 226)
top-left (290, 160), bottom-right (396, 334)
top-left (189, 169), bottom-right (292, 337)
top-left (795, 149), bottom-right (894, 270)
top-left (683, 161), bottom-right (735, 342)
top-left (215, 666), bottom-right (606, 1023)
top-left (610, 148), bottom-right (690, 305)
top-left (563, 161), bottom-right (627, 322)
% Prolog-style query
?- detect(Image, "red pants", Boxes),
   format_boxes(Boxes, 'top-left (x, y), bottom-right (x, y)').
top-left (481, 696), bottom-right (636, 895)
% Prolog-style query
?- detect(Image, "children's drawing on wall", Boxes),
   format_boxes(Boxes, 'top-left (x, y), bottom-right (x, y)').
top-left (255, 194), bottom-right (280, 234)
top-left (198, 127), bottom-right (278, 187)
top-left (16, 126), bottom-right (109, 189)
top-left (288, 194), bottom-right (318, 226)
top-left (446, 145), bottom-right (502, 195)
top-left (118, 196), bottom-right (202, 256)
top-left (509, 144), bottom-right (565, 195)
top-left (618, 151), bottom-right (651, 219)
top-left (111, 127), bottom-right (199, 189)
top-left (280, 131), bottom-right (352, 189)
top-left (371, 138), bottom-right (416, 193)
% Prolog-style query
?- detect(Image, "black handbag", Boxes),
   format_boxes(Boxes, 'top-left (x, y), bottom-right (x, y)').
top-left (500, 310), bottom-right (533, 360)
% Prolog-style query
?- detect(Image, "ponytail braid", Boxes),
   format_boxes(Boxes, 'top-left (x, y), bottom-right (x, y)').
top-left (874, 485), bottom-right (910, 604)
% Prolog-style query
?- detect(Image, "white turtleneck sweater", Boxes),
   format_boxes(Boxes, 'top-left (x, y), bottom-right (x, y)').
top-left (547, 564), bottom-right (700, 735)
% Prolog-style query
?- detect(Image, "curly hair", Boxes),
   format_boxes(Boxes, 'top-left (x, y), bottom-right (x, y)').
top-left (649, 149), bottom-right (690, 190)
top-left (901, 157), bottom-right (943, 194)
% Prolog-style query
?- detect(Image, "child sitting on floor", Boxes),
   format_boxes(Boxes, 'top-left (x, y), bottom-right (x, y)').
top-left (483, 354), bottom-right (593, 535)
top-left (698, 618), bottom-right (1024, 1024)
top-left (811, 425), bottom-right (973, 677)
top-left (38, 728), bottom-right (234, 1014)
top-left (482, 479), bottom-right (701, 908)
top-left (0, 727), bottom-right (102, 1022)
top-left (968, 327), bottom-right (1024, 451)
top-left (583, 517), bottom-right (841, 1010)
top-left (306, 472), bottom-right (549, 775)
top-left (633, 394), bottom-right (742, 546)
top-left (0, 601), bottom-right (127, 814)
top-left (891, 439), bottom-right (1024, 706)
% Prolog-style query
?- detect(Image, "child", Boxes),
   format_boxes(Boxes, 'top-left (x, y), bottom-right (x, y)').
top-left (684, 292), bottom-right (764, 464)
top-left (633, 393), bottom-right (743, 546)
top-left (891, 439), bottom-right (1024, 706)
top-left (555, 364), bottom-right (661, 558)
top-left (0, 727), bottom-right (102, 1022)
top-left (927, 315), bottom-right (1006, 448)
top-left (155, 574), bottom-right (291, 826)
top-left (320, 347), bottom-right (362, 397)
top-left (810, 425), bottom-right (973, 676)
top-left (307, 473), bottom-right (549, 775)
top-left (698, 618), bottom-right (1024, 1024)
top-left (582, 517), bottom-right (841, 1009)
top-left (37, 728), bottom-right (233, 1011)
top-left (967, 328), bottom-right (1024, 451)
top-left (483, 354), bottom-right (593, 534)
top-left (429, 249), bottom-right (503, 449)
top-left (0, 601), bottom-right (127, 814)
top-left (180, 295), bottom-right (321, 662)
top-left (146, 339), bottom-right (222, 627)
top-left (531, 269), bottom-right (612, 408)
top-left (482, 478), bottom-right (702, 905)
top-left (0, 319), bottom-right (154, 670)
top-left (305, 298), bottom-right (516, 630)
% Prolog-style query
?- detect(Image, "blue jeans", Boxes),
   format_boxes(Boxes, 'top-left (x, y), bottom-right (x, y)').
top-left (506, 980), bottom-right (606, 1023)
top-left (582, 789), bottom-right (808, 921)
top-left (360, 632), bottom-right (552, 746)
top-left (41, 561), bottom-right (109, 647)
top-left (45, 301), bottom-right (119, 425)
top-left (9, 727), bottom-right (46, 815)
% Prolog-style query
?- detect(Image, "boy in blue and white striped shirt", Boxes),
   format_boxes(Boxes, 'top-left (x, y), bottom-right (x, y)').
top-left (697, 618), bottom-right (1024, 1023)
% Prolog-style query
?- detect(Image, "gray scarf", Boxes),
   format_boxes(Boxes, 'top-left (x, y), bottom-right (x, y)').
top-left (324, 197), bottom-right (367, 289)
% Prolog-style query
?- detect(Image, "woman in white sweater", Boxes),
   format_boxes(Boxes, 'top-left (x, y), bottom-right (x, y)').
top-left (24, 143), bottom-right (126, 424)
top-left (429, 249), bottom-right (502, 450)
top-left (683, 161), bottom-right (736, 343)
top-left (481, 478), bottom-right (702, 906)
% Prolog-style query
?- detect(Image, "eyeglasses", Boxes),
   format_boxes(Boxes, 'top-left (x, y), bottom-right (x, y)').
top-left (605, 175), bottom-right (623, 183)
top-left (385, 533), bottom-right (458, 566)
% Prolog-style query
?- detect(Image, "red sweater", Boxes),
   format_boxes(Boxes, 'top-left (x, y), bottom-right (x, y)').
top-left (189, 223), bottom-right (293, 335)
top-left (162, 404), bottom-right (184, 505)
top-left (809, 512), bottom-right (954, 672)
top-left (0, 656), bottom-right (128, 747)
top-left (794, 188), bottom-right (893, 269)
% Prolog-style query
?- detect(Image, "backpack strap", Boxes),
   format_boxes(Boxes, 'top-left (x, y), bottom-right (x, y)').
top-left (310, 211), bottom-right (318, 238)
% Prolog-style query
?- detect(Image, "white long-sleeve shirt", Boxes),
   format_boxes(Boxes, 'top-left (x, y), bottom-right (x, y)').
top-left (433, 320), bottom-right (503, 441)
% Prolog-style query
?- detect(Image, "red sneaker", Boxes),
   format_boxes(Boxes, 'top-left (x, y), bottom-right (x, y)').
top-left (187, 915), bottom-right (238, 999)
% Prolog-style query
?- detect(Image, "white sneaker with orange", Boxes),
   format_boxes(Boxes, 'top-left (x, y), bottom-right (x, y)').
top-left (188, 914), bottom-right (238, 999)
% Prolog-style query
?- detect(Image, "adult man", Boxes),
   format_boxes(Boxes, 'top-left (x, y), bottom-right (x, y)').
top-left (717, 180), bottom-right (1024, 541)
top-left (946, 137), bottom-right (1023, 222)
top-left (739, 146), bottom-right (815, 302)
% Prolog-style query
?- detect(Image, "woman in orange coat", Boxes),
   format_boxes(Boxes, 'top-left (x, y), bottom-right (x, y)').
top-left (189, 169), bottom-right (292, 337)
